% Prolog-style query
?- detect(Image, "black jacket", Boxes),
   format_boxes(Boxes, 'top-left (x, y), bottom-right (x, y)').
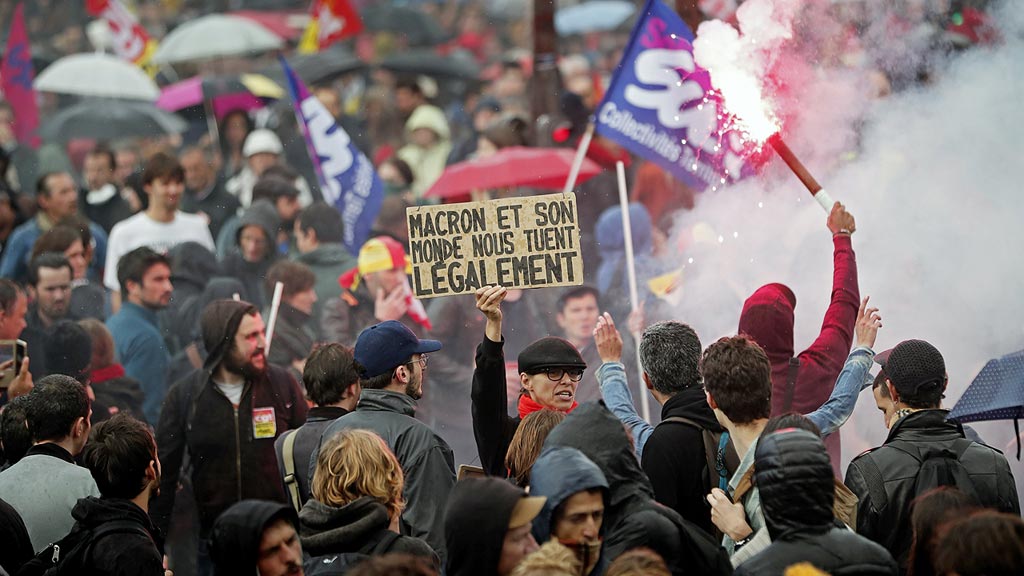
top-left (642, 387), bottom-right (722, 535)
top-left (266, 303), bottom-right (316, 368)
top-left (543, 402), bottom-right (732, 576)
top-left (0, 496), bottom-right (32, 574)
top-left (845, 410), bottom-right (1020, 569)
top-left (299, 497), bottom-right (437, 564)
top-left (151, 364), bottom-right (308, 536)
top-left (209, 500), bottom-right (297, 576)
top-left (67, 496), bottom-right (164, 576)
top-left (735, 429), bottom-right (896, 576)
top-left (274, 406), bottom-right (349, 511)
top-left (471, 336), bottom-right (521, 477)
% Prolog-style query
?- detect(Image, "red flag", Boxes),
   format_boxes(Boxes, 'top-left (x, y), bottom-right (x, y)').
top-left (307, 0), bottom-right (363, 51)
top-left (1, 3), bottom-right (39, 148)
top-left (86, 0), bottom-right (156, 66)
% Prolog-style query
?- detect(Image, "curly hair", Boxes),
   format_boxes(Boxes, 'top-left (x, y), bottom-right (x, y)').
top-left (312, 429), bottom-right (405, 521)
top-left (605, 547), bottom-right (670, 576)
top-left (701, 335), bottom-right (772, 425)
top-left (510, 541), bottom-right (580, 576)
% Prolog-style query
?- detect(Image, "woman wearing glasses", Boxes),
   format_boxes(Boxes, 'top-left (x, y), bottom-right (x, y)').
top-left (472, 285), bottom-right (588, 479)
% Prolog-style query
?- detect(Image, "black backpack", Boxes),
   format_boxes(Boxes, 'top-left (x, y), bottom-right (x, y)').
top-left (889, 438), bottom-right (980, 500)
top-left (17, 520), bottom-right (149, 576)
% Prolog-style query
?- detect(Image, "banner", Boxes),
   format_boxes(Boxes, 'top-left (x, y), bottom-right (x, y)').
top-left (86, 0), bottom-right (158, 69)
top-left (299, 0), bottom-right (364, 54)
top-left (281, 57), bottom-right (382, 254)
top-left (593, 0), bottom-right (752, 191)
top-left (1, 3), bottom-right (39, 148)
top-left (407, 193), bottom-right (584, 298)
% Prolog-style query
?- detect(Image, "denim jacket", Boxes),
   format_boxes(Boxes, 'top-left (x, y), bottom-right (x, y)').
top-left (598, 346), bottom-right (874, 459)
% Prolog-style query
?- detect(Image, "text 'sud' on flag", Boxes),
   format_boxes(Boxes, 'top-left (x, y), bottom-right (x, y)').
top-left (280, 57), bottom-right (382, 254)
top-left (1, 3), bottom-right (39, 148)
top-left (593, 0), bottom-right (752, 191)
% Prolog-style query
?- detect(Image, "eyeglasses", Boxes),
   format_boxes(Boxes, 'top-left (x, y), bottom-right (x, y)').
top-left (540, 368), bottom-right (584, 382)
top-left (407, 355), bottom-right (428, 369)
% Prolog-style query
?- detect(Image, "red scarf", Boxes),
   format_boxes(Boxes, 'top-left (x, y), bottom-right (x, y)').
top-left (518, 394), bottom-right (578, 419)
top-left (90, 364), bottom-right (125, 384)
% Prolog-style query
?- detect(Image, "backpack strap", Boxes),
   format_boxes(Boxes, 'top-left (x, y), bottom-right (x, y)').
top-left (662, 416), bottom-right (731, 491)
top-left (281, 429), bottom-right (302, 514)
top-left (781, 358), bottom-right (800, 412)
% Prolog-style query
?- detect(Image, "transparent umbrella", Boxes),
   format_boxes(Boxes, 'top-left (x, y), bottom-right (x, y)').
top-left (34, 52), bottom-right (159, 101)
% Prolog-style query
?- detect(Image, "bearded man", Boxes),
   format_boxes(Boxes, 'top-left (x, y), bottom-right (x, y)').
top-left (151, 299), bottom-right (308, 573)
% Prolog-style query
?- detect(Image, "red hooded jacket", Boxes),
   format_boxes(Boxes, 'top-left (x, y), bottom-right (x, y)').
top-left (738, 234), bottom-right (859, 471)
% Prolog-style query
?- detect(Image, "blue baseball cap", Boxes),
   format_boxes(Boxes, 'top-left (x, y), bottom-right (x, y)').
top-left (354, 320), bottom-right (442, 378)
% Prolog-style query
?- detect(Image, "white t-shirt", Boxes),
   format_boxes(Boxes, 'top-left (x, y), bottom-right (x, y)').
top-left (104, 211), bottom-right (216, 291)
top-left (215, 380), bottom-right (244, 406)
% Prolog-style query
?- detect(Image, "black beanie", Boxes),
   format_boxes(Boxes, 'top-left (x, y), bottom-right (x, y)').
top-left (518, 336), bottom-right (587, 374)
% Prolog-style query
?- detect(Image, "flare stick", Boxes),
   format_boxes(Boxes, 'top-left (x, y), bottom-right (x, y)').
top-left (768, 133), bottom-right (835, 213)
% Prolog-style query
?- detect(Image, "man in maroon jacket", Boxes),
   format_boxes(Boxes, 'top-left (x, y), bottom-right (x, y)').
top-left (738, 202), bottom-right (859, 473)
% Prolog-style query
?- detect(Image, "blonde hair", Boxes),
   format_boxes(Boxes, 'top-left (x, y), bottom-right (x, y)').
top-left (605, 548), bottom-right (671, 576)
top-left (510, 541), bottom-right (581, 576)
top-left (311, 429), bottom-right (405, 520)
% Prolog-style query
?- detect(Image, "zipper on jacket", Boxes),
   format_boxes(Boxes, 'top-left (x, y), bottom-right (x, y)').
top-left (233, 406), bottom-right (242, 501)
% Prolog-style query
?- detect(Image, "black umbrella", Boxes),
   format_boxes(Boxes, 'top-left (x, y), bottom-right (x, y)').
top-left (378, 49), bottom-right (480, 81)
top-left (361, 6), bottom-right (449, 47)
top-left (39, 99), bottom-right (188, 142)
top-left (261, 45), bottom-right (366, 87)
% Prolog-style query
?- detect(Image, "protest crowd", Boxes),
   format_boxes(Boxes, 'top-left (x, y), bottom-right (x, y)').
top-left (0, 0), bottom-right (1022, 575)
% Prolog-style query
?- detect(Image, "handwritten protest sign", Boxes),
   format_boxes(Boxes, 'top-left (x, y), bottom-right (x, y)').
top-left (407, 193), bottom-right (584, 298)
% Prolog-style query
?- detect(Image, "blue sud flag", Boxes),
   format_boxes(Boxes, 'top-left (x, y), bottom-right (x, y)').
top-left (594, 0), bottom-right (752, 190)
top-left (281, 57), bottom-right (383, 253)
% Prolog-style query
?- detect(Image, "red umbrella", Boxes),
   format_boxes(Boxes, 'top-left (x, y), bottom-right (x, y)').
top-left (424, 146), bottom-right (603, 199)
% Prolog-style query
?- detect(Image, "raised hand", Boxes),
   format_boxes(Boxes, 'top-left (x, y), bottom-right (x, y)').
top-left (855, 296), bottom-right (882, 350)
top-left (594, 312), bottom-right (624, 364)
top-left (475, 285), bottom-right (507, 342)
top-left (827, 202), bottom-right (856, 236)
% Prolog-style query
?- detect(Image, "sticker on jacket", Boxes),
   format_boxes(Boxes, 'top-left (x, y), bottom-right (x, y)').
top-left (253, 407), bottom-right (277, 439)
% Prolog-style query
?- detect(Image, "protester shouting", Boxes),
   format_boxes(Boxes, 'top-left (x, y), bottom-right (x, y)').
top-left (152, 299), bottom-right (308, 574)
top-left (472, 285), bottom-right (587, 477)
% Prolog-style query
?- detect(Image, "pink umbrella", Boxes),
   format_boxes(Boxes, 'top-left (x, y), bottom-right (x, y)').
top-left (156, 74), bottom-right (283, 119)
top-left (424, 147), bottom-right (603, 198)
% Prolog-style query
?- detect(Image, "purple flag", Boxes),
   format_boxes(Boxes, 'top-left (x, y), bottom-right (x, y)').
top-left (1, 3), bottom-right (40, 148)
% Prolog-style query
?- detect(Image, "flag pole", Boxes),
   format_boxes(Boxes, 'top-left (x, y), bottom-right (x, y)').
top-left (562, 122), bottom-right (595, 194)
top-left (264, 281), bottom-right (285, 357)
top-left (616, 160), bottom-right (651, 423)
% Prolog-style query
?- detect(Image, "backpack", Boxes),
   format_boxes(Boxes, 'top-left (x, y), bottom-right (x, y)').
top-left (889, 438), bottom-right (980, 501)
top-left (302, 530), bottom-right (403, 575)
top-left (661, 416), bottom-right (739, 493)
top-left (18, 520), bottom-right (150, 576)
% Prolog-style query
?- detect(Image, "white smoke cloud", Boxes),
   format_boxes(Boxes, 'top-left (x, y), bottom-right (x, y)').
top-left (671, 0), bottom-right (1024, 478)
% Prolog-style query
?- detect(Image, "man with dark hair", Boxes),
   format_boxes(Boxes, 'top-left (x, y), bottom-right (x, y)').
top-left (274, 343), bottom-right (361, 511)
top-left (294, 202), bottom-right (356, 335)
top-left (21, 253), bottom-right (76, 377)
top-left (318, 320), bottom-right (453, 558)
top-left (209, 500), bottom-right (305, 576)
top-left (555, 285), bottom-right (642, 405)
top-left (0, 374), bottom-right (98, 552)
top-left (264, 260), bottom-right (318, 371)
top-left (872, 369), bottom-right (897, 429)
top-left (152, 299), bottom-right (307, 571)
top-left (0, 278), bottom-right (32, 401)
top-left (596, 315), bottom-right (726, 536)
top-left (0, 171), bottom-right (108, 283)
top-left (42, 319), bottom-right (92, 383)
top-left (69, 413), bottom-right (165, 574)
top-left (845, 339), bottom-right (1020, 569)
top-left (1, 394), bottom-right (32, 467)
top-left (81, 145), bottom-right (133, 234)
top-left (180, 145), bottom-right (239, 240)
top-left (105, 152), bottom-right (214, 311)
top-left (106, 247), bottom-right (174, 426)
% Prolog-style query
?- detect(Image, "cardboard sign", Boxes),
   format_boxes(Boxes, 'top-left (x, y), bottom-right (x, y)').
top-left (407, 193), bottom-right (584, 298)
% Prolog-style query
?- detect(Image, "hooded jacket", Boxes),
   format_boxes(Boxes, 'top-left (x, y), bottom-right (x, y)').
top-left (738, 235), bottom-right (859, 472)
top-left (221, 200), bottom-right (280, 308)
top-left (299, 496), bottom-right (437, 562)
top-left (595, 203), bottom-right (657, 323)
top-left (444, 477), bottom-right (528, 576)
top-left (163, 241), bottom-right (221, 349)
top-left (845, 409), bottom-right (1020, 570)
top-left (151, 301), bottom-right (308, 537)
top-left (543, 402), bottom-right (732, 576)
top-left (295, 242), bottom-right (356, 339)
top-left (317, 389), bottom-right (455, 561)
top-left (530, 446), bottom-right (609, 544)
top-left (734, 429), bottom-right (896, 576)
top-left (209, 500), bottom-right (297, 576)
top-left (641, 386), bottom-right (724, 536)
top-left (396, 104), bottom-right (452, 197)
top-left (68, 496), bottom-right (164, 576)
